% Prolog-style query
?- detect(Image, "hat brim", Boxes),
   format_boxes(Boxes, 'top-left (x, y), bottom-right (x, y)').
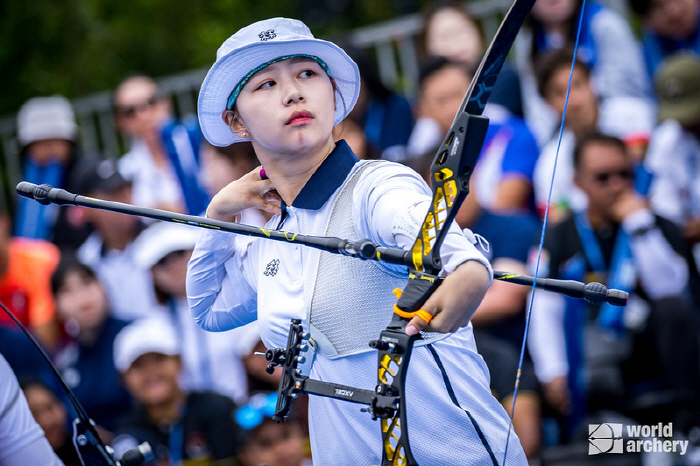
top-left (658, 101), bottom-right (700, 127)
top-left (198, 38), bottom-right (360, 147)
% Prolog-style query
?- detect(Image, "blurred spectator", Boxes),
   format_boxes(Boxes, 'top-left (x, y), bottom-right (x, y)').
top-left (527, 132), bottom-right (700, 443)
top-left (14, 96), bottom-right (93, 250)
top-left (532, 49), bottom-right (655, 220)
top-left (113, 74), bottom-right (209, 215)
top-left (467, 207), bottom-right (544, 459)
top-left (336, 116), bottom-right (382, 160)
top-left (51, 255), bottom-right (133, 436)
top-left (407, 57), bottom-right (540, 225)
top-left (628, 0), bottom-right (700, 80)
top-left (199, 141), bottom-right (269, 226)
top-left (420, 0), bottom-right (484, 69)
top-left (111, 317), bottom-right (244, 466)
top-left (0, 203), bottom-right (61, 348)
top-left (0, 353), bottom-right (65, 465)
top-left (645, 52), bottom-right (700, 285)
top-left (420, 0), bottom-right (524, 117)
top-left (133, 221), bottom-right (259, 405)
top-left (21, 378), bottom-right (82, 466)
top-left (235, 392), bottom-right (312, 466)
top-left (74, 156), bottom-right (156, 321)
top-left (341, 42), bottom-right (414, 161)
top-left (515, 0), bottom-right (652, 144)
top-left (0, 326), bottom-right (48, 380)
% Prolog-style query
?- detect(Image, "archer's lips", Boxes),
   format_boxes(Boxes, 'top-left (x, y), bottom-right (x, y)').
top-left (286, 111), bottom-right (313, 125)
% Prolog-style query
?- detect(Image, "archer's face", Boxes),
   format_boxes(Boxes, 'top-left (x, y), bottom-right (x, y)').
top-left (232, 57), bottom-right (336, 161)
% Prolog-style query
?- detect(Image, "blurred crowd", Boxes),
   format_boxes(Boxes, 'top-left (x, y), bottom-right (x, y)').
top-left (2, 0), bottom-right (700, 465)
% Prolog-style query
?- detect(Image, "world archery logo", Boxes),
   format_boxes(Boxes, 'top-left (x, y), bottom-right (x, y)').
top-left (264, 259), bottom-right (280, 276)
top-left (589, 423), bottom-right (623, 454)
top-left (258, 29), bottom-right (276, 41)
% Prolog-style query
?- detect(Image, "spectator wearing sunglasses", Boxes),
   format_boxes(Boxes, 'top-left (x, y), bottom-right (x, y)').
top-left (112, 74), bottom-right (209, 216)
top-left (527, 131), bottom-right (700, 448)
top-left (531, 49), bottom-right (655, 222)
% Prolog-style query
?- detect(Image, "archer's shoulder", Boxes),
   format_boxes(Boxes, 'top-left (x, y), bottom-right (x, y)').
top-left (354, 159), bottom-right (429, 192)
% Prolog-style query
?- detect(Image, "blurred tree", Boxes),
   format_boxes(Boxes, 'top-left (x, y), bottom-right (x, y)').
top-left (0, 0), bottom-right (433, 116)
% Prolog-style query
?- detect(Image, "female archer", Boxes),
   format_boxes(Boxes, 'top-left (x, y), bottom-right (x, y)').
top-left (186, 17), bottom-right (527, 465)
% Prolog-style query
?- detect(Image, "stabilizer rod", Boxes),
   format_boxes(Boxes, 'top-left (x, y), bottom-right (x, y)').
top-left (16, 182), bottom-right (628, 307)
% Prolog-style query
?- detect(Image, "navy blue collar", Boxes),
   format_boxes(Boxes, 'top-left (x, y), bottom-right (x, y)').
top-left (289, 139), bottom-right (359, 210)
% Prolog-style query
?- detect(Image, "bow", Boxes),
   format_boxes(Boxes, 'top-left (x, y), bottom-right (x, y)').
top-left (0, 301), bottom-right (153, 466)
top-left (14, 3), bottom-right (615, 462)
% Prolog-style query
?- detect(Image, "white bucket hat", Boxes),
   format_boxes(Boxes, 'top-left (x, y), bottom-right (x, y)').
top-left (17, 96), bottom-right (78, 147)
top-left (198, 17), bottom-right (361, 147)
top-left (113, 317), bottom-right (180, 372)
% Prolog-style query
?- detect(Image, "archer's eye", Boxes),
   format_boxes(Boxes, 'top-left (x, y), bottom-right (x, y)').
top-left (299, 69), bottom-right (315, 78)
top-left (258, 80), bottom-right (276, 90)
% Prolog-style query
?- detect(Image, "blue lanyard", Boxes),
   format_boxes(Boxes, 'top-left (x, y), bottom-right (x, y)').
top-left (574, 211), bottom-right (635, 335)
top-left (168, 407), bottom-right (186, 466)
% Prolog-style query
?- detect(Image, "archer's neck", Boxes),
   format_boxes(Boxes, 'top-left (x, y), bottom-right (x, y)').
top-left (254, 138), bottom-right (336, 205)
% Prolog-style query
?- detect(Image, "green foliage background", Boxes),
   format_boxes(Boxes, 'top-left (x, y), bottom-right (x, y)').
top-left (0, 0), bottom-right (422, 116)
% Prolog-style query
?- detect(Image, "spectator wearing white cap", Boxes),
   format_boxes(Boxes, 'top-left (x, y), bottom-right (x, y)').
top-left (14, 95), bottom-right (93, 250)
top-left (111, 317), bottom-right (244, 465)
top-left (133, 221), bottom-right (259, 405)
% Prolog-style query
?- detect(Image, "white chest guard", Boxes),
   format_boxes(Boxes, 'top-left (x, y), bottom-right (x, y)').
top-left (307, 160), bottom-right (447, 359)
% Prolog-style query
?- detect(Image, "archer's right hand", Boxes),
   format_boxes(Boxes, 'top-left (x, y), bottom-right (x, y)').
top-left (206, 167), bottom-right (282, 222)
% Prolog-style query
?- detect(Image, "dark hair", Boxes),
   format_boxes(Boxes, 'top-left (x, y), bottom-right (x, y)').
top-left (627, 0), bottom-right (653, 16)
top-left (418, 55), bottom-right (470, 90)
top-left (51, 253), bottom-right (99, 295)
top-left (534, 48), bottom-right (590, 97)
top-left (19, 375), bottom-right (53, 394)
top-left (573, 131), bottom-right (628, 170)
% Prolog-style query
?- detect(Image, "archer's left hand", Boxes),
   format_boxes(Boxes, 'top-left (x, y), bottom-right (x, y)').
top-left (406, 260), bottom-right (491, 335)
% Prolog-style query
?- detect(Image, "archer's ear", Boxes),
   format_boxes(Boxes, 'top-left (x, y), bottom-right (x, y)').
top-left (222, 110), bottom-right (248, 138)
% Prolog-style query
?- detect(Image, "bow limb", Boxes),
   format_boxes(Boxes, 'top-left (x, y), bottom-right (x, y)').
top-left (375, 1), bottom-right (537, 464)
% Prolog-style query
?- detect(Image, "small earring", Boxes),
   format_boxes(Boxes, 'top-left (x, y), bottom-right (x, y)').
top-left (242, 132), bottom-right (247, 137)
